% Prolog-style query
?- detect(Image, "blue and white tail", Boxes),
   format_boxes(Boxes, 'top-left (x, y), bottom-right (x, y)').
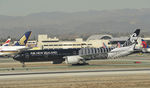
top-left (14, 31), bottom-right (32, 46)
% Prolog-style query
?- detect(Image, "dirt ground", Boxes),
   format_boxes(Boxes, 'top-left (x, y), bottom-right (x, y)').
top-left (0, 74), bottom-right (150, 88)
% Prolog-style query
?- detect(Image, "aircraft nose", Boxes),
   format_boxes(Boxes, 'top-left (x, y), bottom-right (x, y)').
top-left (13, 55), bottom-right (20, 60)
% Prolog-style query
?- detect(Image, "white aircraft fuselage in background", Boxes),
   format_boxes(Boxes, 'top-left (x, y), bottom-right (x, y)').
top-left (0, 46), bottom-right (28, 56)
top-left (0, 31), bottom-right (32, 56)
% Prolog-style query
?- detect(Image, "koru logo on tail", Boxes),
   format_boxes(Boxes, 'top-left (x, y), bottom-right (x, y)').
top-left (130, 33), bottom-right (137, 43)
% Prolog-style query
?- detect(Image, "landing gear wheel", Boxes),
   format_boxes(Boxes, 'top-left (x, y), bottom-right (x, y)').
top-left (22, 62), bottom-right (26, 67)
top-left (72, 63), bottom-right (89, 66)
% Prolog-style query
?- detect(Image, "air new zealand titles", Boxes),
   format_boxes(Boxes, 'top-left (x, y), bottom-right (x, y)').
top-left (13, 49), bottom-right (80, 64)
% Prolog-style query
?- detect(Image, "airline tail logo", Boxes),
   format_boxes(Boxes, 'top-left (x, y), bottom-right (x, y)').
top-left (103, 42), bottom-right (107, 48)
top-left (130, 29), bottom-right (140, 43)
top-left (123, 29), bottom-right (140, 47)
top-left (141, 39), bottom-right (149, 48)
top-left (2, 38), bottom-right (11, 46)
top-left (117, 42), bottom-right (121, 48)
top-left (15, 31), bottom-right (32, 46)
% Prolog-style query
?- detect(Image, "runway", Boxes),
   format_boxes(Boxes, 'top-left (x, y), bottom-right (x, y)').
top-left (0, 68), bottom-right (150, 80)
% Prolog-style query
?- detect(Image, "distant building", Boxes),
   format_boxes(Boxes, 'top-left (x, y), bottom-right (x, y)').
top-left (37, 34), bottom-right (149, 50)
top-left (37, 34), bottom-right (111, 49)
top-left (26, 40), bottom-right (37, 48)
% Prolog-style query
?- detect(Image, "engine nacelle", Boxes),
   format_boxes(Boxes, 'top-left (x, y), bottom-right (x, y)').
top-left (64, 56), bottom-right (83, 64)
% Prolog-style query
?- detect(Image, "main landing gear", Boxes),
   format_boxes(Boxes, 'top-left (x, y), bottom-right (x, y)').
top-left (21, 62), bottom-right (26, 67)
top-left (72, 59), bottom-right (89, 66)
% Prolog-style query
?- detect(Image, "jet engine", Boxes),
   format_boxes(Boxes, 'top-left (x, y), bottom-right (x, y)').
top-left (64, 56), bottom-right (84, 64)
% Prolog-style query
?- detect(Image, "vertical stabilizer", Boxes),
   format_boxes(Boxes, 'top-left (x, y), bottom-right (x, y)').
top-left (102, 42), bottom-right (108, 48)
top-left (14, 31), bottom-right (32, 46)
top-left (117, 42), bottom-right (121, 48)
top-left (141, 39), bottom-right (149, 48)
top-left (2, 38), bottom-right (11, 46)
top-left (123, 29), bottom-right (140, 47)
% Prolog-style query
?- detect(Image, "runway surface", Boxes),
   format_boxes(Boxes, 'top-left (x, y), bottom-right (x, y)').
top-left (0, 68), bottom-right (150, 80)
top-left (0, 55), bottom-right (150, 88)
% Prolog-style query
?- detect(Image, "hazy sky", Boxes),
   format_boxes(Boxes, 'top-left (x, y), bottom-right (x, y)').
top-left (0, 0), bottom-right (150, 16)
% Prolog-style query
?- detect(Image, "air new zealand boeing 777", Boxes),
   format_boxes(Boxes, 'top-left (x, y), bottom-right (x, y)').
top-left (13, 29), bottom-right (140, 66)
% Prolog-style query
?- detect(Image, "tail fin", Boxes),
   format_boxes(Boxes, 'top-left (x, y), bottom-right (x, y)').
top-left (129, 29), bottom-right (140, 43)
top-left (123, 29), bottom-right (140, 47)
top-left (102, 42), bottom-right (108, 48)
top-left (117, 42), bottom-right (121, 48)
top-left (14, 31), bottom-right (32, 46)
top-left (141, 39), bottom-right (149, 48)
top-left (2, 38), bottom-right (11, 46)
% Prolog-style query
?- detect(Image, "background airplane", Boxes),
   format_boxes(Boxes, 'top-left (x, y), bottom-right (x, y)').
top-left (2, 38), bottom-right (11, 46)
top-left (141, 39), bottom-right (150, 53)
top-left (0, 31), bottom-right (32, 56)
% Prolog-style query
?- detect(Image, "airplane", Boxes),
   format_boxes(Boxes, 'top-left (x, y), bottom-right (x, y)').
top-left (0, 31), bottom-right (32, 56)
top-left (2, 38), bottom-right (11, 46)
top-left (13, 29), bottom-right (140, 66)
top-left (141, 39), bottom-right (150, 53)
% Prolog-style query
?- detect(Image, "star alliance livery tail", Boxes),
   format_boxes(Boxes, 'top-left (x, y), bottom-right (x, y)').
top-left (14, 31), bottom-right (32, 46)
top-left (2, 38), bottom-right (11, 46)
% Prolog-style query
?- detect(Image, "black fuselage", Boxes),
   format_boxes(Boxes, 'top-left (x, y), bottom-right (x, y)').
top-left (13, 47), bottom-right (114, 64)
top-left (13, 49), bottom-right (80, 64)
